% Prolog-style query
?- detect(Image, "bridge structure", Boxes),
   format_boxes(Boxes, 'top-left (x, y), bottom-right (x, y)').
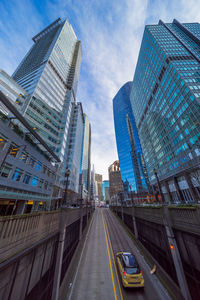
top-left (0, 205), bottom-right (199, 300)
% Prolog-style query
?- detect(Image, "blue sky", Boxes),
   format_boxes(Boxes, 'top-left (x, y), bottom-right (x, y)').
top-left (0, 0), bottom-right (199, 179)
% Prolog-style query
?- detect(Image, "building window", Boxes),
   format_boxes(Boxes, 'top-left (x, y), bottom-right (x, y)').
top-left (0, 136), bottom-right (7, 151)
top-left (42, 165), bottom-right (47, 174)
top-left (38, 179), bottom-right (44, 188)
top-left (19, 152), bottom-right (28, 163)
top-left (23, 173), bottom-right (31, 184)
top-left (31, 176), bottom-right (38, 187)
top-left (12, 168), bottom-right (23, 181)
top-left (44, 181), bottom-right (48, 190)
top-left (35, 161), bottom-right (42, 171)
top-left (0, 163), bottom-right (12, 178)
top-left (8, 144), bottom-right (19, 157)
top-left (29, 157), bottom-right (36, 167)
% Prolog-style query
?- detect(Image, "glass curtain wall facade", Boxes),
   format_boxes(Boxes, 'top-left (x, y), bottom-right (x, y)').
top-left (11, 18), bottom-right (82, 194)
top-left (12, 18), bottom-right (81, 157)
top-left (130, 19), bottom-right (200, 203)
top-left (80, 114), bottom-right (91, 195)
top-left (113, 82), bottom-right (148, 192)
top-left (102, 180), bottom-right (109, 202)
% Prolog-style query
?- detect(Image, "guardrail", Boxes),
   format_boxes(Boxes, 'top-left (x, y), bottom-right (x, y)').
top-left (0, 208), bottom-right (88, 263)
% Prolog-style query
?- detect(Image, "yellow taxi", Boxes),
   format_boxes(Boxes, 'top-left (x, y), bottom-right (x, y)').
top-left (116, 252), bottom-right (144, 288)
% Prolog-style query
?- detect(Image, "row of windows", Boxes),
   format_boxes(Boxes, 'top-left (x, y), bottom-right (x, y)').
top-left (0, 137), bottom-right (56, 179)
top-left (0, 163), bottom-right (52, 191)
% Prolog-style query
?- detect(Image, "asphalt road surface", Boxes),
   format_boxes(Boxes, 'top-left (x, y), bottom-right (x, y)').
top-left (67, 208), bottom-right (171, 300)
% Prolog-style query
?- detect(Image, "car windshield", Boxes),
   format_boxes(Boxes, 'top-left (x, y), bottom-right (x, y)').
top-left (125, 267), bottom-right (140, 275)
top-left (123, 254), bottom-right (138, 267)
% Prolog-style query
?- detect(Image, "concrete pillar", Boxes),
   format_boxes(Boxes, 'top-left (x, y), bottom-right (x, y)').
top-left (121, 204), bottom-right (124, 223)
top-left (132, 206), bottom-right (138, 239)
top-left (164, 181), bottom-right (173, 204)
top-left (163, 207), bottom-right (191, 300)
top-left (0, 141), bottom-right (11, 168)
top-left (51, 210), bottom-right (66, 300)
top-left (184, 173), bottom-right (199, 203)
top-left (15, 200), bottom-right (26, 215)
top-left (173, 176), bottom-right (184, 203)
top-left (79, 206), bottom-right (83, 241)
top-left (86, 203), bottom-right (89, 225)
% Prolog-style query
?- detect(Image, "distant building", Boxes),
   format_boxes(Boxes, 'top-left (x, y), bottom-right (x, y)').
top-left (80, 114), bottom-right (91, 198)
top-left (102, 180), bottom-right (110, 203)
top-left (90, 165), bottom-right (97, 204)
top-left (108, 161), bottom-right (123, 199)
top-left (130, 19), bottom-right (200, 203)
top-left (95, 173), bottom-right (102, 202)
top-left (113, 81), bottom-right (149, 193)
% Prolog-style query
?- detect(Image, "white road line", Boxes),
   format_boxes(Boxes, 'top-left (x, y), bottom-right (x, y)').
top-left (68, 210), bottom-right (95, 300)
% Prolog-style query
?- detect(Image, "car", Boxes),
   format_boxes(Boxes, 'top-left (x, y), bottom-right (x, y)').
top-left (116, 252), bottom-right (144, 288)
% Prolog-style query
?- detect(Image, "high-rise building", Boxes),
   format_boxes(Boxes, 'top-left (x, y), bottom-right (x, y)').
top-left (108, 161), bottom-right (123, 199)
top-left (90, 165), bottom-right (97, 204)
top-left (130, 19), bottom-right (200, 203)
top-left (113, 81), bottom-right (149, 193)
top-left (95, 173), bottom-right (102, 203)
top-left (102, 180), bottom-right (110, 203)
top-left (11, 18), bottom-right (83, 195)
top-left (80, 114), bottom-right (91, 196)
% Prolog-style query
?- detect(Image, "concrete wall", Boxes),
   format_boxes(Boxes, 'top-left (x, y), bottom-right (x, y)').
top-left (0, 207), bottom-right (93, 300)
top-left (112, 205), bottom-right (200, 300)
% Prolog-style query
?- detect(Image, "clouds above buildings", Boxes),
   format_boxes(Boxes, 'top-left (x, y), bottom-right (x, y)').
top-left (0, 0), bottom-right (199, 179)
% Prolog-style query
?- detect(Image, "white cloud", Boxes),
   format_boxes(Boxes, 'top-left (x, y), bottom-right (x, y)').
top-left (1, 0), bottom-right (200, 180)
top-left (46, 0), bottom-right (149, 179)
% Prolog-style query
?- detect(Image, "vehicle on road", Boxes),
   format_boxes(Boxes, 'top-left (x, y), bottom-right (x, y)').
top-left (116, 252), bottom-right (144, 288)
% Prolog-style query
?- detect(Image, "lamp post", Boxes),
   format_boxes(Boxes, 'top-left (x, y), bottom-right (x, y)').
top-left (63, 169), bottom-right (70, 207)
top-left (153, 168), bottom-right (164, 204)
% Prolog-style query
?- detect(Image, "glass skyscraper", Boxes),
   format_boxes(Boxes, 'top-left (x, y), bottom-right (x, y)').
top-left (11, 18), bottom-right (83, 194)
top-left (80, 114), bottom-right (91, 196)
top-left (113, 82), bottom-right (149, 192)
top-left (130, 19), bottom-right (200, 203)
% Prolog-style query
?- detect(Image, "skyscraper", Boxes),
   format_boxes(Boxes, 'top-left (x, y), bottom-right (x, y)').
top-left (80, 114), bottom-right (91, 196)
top-left (113, 81), bottom-right (149, 193)
top-left (130, 19), bottom-right (200, 203)
top-left (11, 18), bottom-right (83, 195)
top-left (95, 173), bottom-right (102, 203)
top-left (108, 161), bottom-right (123, 199)
top-left (102, 180), bottom-right (110, 203)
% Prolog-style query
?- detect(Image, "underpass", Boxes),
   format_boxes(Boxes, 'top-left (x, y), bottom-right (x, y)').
top-left (66, 208), bottom-right (171, 300)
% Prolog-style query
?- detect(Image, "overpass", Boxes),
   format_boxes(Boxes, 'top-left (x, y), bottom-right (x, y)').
top-left (0, 205), bottom-right (199, 300)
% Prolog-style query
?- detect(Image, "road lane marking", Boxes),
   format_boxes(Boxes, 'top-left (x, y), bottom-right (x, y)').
top-left (103, 211), bottom-right (124, 300)
top-left (68, 210), bottom-right (95, 300)
top-left (102, 210), bottom-right (118, 300)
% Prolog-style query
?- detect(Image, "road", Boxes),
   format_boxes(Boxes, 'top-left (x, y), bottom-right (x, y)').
top-left (67, 208), bottom-right (171, 300)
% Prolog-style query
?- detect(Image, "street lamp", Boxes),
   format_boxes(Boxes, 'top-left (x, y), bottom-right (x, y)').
top-left (63, 169), bottom-right (70, 207)
top-left (153, 168), bottom-right (164, 204)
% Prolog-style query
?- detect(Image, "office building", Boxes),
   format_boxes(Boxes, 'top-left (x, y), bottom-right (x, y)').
top-left (10, 18), bottom-right (83, 196)
top-left (130, 19), bottom-right (200, 203)
top-left (108, 161), bottom-right (123, 199)
top-left (80, 114), bottom-right (91, 196)
top-left (0, 91), bottom-right (61, 215)
top-left (102, 180), bottom-right (110, 203)
top-left (90, 165), bottom-right (97, 204)
top-left (113, 81), bottom-right (149, 193)
top-left (95, 173), bottom-right (102, 203)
